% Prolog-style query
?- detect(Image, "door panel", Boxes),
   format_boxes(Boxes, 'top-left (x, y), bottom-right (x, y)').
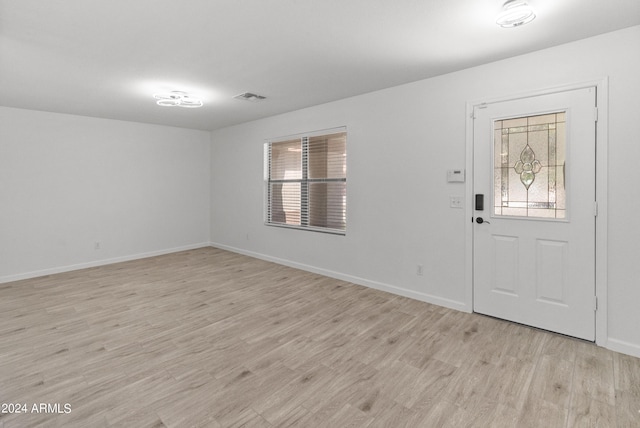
top-left (473, 87), bottom-right (596, 341)
top-left (535, 239), bottom-right (568, 304)
top-left (492, 235), bottom-right (519, 295)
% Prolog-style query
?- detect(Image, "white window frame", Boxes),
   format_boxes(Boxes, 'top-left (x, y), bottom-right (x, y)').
top-left (264, 127), bottom-right (347, 235)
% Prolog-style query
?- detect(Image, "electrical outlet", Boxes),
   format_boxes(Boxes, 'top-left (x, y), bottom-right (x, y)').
top-left (450, 196), bottom-right (464, 209)
top-left (94, 241), bottom-right (101, 250)
top-left (416, 264), bottom-right (424, 276)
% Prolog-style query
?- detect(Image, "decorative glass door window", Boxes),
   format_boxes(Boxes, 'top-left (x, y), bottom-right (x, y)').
top-left (494, 112), bottom-right (566, 219)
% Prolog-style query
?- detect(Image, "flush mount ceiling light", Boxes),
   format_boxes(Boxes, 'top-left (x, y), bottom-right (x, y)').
top-left (153, 91), bottom-right (203, 108)
top-left (496, 0), bottom-right (536, 28)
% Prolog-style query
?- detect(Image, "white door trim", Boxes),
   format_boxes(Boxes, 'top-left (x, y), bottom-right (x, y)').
top-left (464, 78), bottom-right (609, 346)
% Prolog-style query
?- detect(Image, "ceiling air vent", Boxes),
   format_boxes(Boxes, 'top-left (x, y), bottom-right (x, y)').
top-left (233, 92), bottom-right (266, 102)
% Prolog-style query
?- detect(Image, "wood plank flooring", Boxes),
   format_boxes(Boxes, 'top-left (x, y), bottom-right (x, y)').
top-left (1, 247), bottom-right (638, 427)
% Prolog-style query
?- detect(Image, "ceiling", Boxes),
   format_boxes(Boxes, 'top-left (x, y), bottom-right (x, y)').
top-left (1, 1), bottom-right (639, 132)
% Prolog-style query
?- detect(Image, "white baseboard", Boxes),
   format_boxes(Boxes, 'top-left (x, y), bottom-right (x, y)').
top-left (210, 242), bottom-right (469, 313)
top-left (605, 338), bottom-right (640, 359)
top-left (0, 242), bottom-right (211, 284)
top-left (5, 240), bottom-right (640, 358)
top-left (209, 244), bottom-right (640, 358)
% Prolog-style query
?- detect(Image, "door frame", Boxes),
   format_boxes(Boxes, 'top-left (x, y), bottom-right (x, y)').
top-left (464, 78), bottom-right (609, 346)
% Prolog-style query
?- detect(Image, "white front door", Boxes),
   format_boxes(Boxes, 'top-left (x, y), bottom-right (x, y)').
top-left (473, 87), bottom-right (597, 341)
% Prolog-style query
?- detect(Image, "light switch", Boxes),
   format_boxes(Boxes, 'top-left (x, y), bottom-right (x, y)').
top-left (450, 196), bottom-right (464, 209)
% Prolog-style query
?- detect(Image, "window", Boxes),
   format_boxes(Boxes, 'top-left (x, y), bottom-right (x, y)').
top-left (265, 128), bottom-right (347, 234)
top-left (493, 112), bottom-right (566, 219)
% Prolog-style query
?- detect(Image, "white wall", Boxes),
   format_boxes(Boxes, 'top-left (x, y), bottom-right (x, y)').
top-left (0, 107), bottom-right (211, 282)
top-left (210, 26), bottom-right (640, 357)
top-left (1, 26), bottom-right (637, 357)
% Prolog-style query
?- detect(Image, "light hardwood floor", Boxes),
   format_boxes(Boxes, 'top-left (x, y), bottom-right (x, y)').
top-left (1, 247), bottom-right (638, 427)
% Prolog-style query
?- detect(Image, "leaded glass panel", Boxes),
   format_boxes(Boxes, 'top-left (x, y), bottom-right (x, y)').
top-left (494, 112), bottom-right (566, 219)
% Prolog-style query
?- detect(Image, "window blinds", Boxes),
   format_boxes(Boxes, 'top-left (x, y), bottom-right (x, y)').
top-left (266, 129), bottom-right (346, 234)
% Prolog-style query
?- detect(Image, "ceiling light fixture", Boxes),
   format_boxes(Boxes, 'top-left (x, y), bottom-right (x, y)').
top-left (153, 91), bottom-right (203, 108)
top-left (496, 0), bottom-right (536, 28)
